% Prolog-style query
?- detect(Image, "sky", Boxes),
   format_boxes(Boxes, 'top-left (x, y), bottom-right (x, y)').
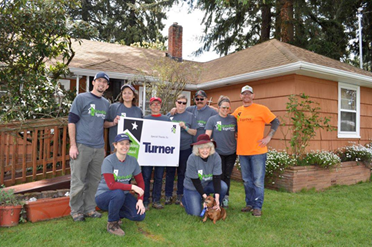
top-left (161, 4), bottom-right (220, 62)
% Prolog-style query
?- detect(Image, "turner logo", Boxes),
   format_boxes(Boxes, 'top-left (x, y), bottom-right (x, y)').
top-left (143, 142), bottom-right (175, 154)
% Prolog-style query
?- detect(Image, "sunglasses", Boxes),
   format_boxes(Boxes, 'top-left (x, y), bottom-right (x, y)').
top-left (195, 98), bottom-right (204, 101)
top-left (177, 101), bottom-right (187, 105)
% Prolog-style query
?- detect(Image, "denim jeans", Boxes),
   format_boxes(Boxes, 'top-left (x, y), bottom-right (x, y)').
top-left (239, 153), bottom-right (267, 210)
top-left (219, 153), bottom-right (237, 196)
top-left (95, 189), bottom-right (145, 222)
top-left (182, 181), bottom-right (228, 216)
top-left (165, 148), bottom-right (192, 197)
top-left (141, 166), bottom-right (165, 204)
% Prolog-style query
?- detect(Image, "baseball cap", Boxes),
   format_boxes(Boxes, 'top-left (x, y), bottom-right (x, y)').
top-left (94, 72), bottom-right (110, 83)
top-left (149, 97), bottom-right (162, 104)
top-left (121, 84), bottom-right (137, 94)
top-left (241, 85), bottom-right (253, 94)
top-left (195, 90), bottom-right (207, 98)
top-left (114, 133), bottom-right (132, 143)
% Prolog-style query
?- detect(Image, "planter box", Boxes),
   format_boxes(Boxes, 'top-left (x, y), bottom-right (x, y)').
top-left (25, 197), bottom-right (70, 222)
top-left (232, 161), bottom-right (371, 192)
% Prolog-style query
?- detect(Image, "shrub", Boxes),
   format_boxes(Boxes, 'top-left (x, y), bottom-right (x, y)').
top-left (301, 150), bottom-right (341, 168)
top-left (0, 188), bottom-right (24, 206)
top-left (336, 144), bottom-right (372, 163)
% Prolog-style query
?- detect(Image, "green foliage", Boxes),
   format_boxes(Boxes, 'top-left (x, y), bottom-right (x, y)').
top-left (68, 0), bottom-right (173, 45)
top-left (280, 93), bottom-right (335, 159)
top-left (0, 0), bottom-right (85, 122)
top-left (0, 187), bottom-right (24, 206)
top-left (301, 150), bottom-right (341, 168)
top-left (336, 143), bottom-right (372, 164)
top-left (130, 39), bottom-right (167, 51)
top-left (266, 149), bottom-right (296, 181)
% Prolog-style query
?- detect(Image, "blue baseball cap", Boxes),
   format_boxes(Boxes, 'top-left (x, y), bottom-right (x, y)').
top-left (94, 72), bottom-right (110, 83)
top-left (121, 84), bottom-right (137, 94)
top-left (114, 133), bottom-right (132, 143)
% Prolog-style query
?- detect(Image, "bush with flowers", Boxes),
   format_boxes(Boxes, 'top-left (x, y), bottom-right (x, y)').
top-left (336, 143), bottom-right (372, 164)
top-left (300, 150), bottom-right (341, 168)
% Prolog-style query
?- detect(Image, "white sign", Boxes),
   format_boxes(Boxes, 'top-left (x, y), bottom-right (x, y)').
top-left (117, 117), bottom-right (180, 167)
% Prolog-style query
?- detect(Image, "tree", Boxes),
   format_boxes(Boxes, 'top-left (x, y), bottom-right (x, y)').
top-left (68, 0), bottom-right (174, 45)
top-left (0, 0), bottom-right (90, 122)
top-left (190, 0), bottom-right (371, 70)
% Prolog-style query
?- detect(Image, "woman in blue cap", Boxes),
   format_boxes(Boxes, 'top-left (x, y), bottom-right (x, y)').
top-left (95, 133), bottom-right (145, 237)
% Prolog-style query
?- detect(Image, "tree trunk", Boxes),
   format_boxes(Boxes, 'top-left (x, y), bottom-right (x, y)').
top-left (260, 3), bottom-right (271, 42)
top-left (280, 0), bottom-right (294, 43)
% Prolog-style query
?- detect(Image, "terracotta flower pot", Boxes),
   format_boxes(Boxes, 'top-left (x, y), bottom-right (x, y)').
top-left (25, 197), bottom-right (70, 223)
top-left (0, 205), bottom-right (22, 227)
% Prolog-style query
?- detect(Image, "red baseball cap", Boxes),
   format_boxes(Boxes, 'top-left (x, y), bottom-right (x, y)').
top-left (149, 97), bottom-right (162, 104)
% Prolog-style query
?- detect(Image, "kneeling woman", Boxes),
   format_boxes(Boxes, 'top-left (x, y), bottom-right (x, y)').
top-left (182, 134), bottom-right (228, 216)
top-left (95, 134), bottom-right (146, 236)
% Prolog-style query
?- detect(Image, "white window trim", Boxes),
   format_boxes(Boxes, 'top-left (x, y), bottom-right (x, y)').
top-left (338, 82), bottom-right (360, 138)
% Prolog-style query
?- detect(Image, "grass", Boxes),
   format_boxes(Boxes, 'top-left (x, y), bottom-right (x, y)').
top-left (1, 180), bottom-right (371, 246)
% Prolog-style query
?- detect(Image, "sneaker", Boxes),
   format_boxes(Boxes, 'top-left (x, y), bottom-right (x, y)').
top-left (165, 196), bottom-right (173, 205)
top-left (252, 209), bottom-right (262, 217)
top-left (175, 194), bottom-right (183, 205)
top-left (72, 213), bottom-right (85, 222)
top-left (84, 210), bottom-right (102, 218)
top-left (152, 201), bottom-right (164, 209)
top-left (107, 221), bottom-right (125, 236)
top-left (222, 198), bottom-right (229, 208)
top-left (241, 205), bottom-right (253, 212)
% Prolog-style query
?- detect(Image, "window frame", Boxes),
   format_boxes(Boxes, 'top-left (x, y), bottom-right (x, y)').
top-left (338, 82), bottom-right (360, 138)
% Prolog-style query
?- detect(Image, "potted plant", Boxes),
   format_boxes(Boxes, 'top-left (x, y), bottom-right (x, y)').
top-left (0, 187), bottom-right (24, 227)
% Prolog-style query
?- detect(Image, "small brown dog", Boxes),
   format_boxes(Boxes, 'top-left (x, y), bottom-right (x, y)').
top-left (202, 195), bottom-right (227, 224)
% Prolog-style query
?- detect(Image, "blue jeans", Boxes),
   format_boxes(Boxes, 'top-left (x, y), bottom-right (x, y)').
top-left (165, 148), bottom-right (192, 197)
top-left (239, 153), bottom-right (267, 210)
top-left (141, 166), bottom-right (165, 204)
top-left (95, 189), bottom-right (145, 222)
top-left (182, 181), bottom-right (228, 216)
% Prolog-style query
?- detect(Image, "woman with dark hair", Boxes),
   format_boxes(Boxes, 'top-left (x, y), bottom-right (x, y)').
top-left (95, 133), bottom-right (145, 237)
top-left (104, 84), bottom-right (143, 151)
top-left (182, 134), bottom-right (228, 216)
top-left (205, 95), bottom-right (237, 208)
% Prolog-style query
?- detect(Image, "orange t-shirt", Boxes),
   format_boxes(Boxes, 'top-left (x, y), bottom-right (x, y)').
top-left (232, 103), bottom-right (276, 155)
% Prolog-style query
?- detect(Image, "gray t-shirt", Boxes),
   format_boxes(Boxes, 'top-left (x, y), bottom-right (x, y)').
top-left (183, 152), bottom-right (222, 191)
top-left (205, 114), bottom-right (237, 155)
top-left (167, 111), bottom-right (196, 150)
top-left (95, 153), bottom-right (141, 197)
top-left (106, 102), bottom-right (143, 151)
top-left (186, 105), bottom-right (218, 142)
top-left (70, 92), bottom-right (109, 148)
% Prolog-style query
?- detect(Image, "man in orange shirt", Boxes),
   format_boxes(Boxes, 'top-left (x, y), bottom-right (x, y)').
top-left (232, 85), bottom-right (280, 217)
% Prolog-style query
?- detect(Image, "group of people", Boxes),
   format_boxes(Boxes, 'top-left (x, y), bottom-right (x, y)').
top-left (68, 72), bottom-right (279, 237)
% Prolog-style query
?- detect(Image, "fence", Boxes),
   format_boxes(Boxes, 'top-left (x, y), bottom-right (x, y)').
top-left (0, 118), bottom-right (71, 186)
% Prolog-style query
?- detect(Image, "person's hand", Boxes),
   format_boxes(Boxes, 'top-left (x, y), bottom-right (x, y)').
top-left (258, 135), bottom-right (272, 147)
top-left (113, 115), bottom-right (120, 126)
top-left (169, 107), bottom-right (177, 115)
top-left (136, 200), bottom-right (146, 215)
top-left (213, 200), bottom-right (221, 211)
top-left (132, 185), bottom-right (144, 197)
top-left (69, 145), bottom-right (79, 159)
top-left (179, 122), bottom-right (186, 128)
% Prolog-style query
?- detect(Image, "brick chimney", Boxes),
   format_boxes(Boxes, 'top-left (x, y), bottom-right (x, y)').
top-left (168, 22), bottom-right (182, 62)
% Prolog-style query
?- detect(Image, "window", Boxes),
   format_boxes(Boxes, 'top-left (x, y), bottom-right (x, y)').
top-left (338, 83), bottom-right (360, 138)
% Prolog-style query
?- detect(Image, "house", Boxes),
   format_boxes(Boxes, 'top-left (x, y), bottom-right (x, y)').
top-left (62, 23), bottom-right (372, 152)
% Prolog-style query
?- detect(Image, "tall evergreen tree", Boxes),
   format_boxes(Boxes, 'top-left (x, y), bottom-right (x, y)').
top-left (68, 0), bottom-right (173, 45)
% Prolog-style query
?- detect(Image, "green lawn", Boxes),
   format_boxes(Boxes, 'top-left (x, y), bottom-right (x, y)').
top-left (1, 180), bottom-right (371, 246)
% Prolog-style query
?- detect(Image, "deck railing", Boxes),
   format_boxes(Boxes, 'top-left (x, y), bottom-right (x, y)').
top-left (0, 118), bottom-right (72, 186)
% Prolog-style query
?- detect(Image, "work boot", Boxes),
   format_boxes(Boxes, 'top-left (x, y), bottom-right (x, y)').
top-left (165, 196), bottom-right (173, 205)
top-left (175, 194), bottom-right (183, 205)
top-left (107, 221), bottom-right (125, 236)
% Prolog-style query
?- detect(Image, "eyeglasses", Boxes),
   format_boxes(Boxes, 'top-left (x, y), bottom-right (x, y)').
top-left (195, 98), bottom-right (204, 101)
top-left (220, 106), bottom-right (230, 109)
top-left (177, 101), bottom-right (187, 105)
